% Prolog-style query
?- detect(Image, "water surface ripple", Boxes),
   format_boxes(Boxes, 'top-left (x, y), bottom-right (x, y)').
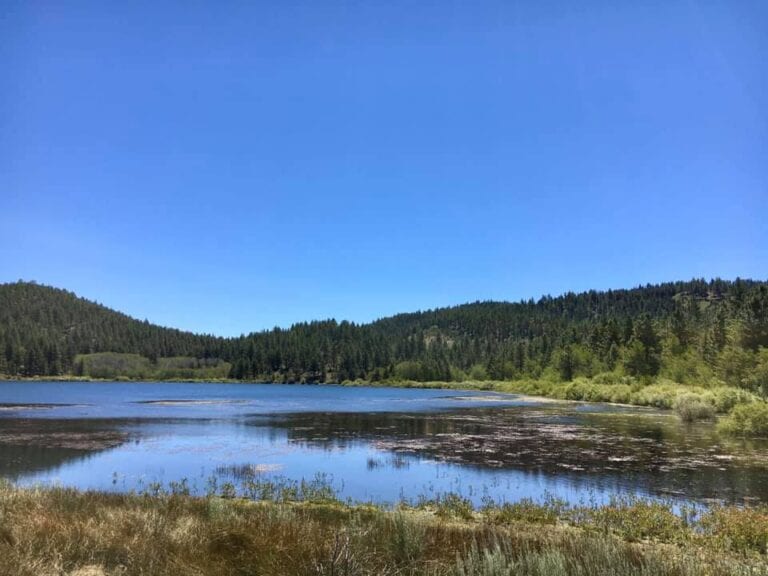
top-left (0, 382), bottom-right (766, 505)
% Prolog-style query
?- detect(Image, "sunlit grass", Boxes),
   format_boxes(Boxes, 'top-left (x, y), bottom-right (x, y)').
top-left (349, 376), bottom-right (768, 434)
top-left (1, 480), bottom-right (766, 576)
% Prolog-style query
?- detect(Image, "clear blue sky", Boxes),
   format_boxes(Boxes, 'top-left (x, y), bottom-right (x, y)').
top-left (2, 1), bottom-right (766, 336)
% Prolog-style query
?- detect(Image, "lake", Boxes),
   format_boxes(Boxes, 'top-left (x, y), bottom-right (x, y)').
top-left (1, 381), bottom-right (766, 506)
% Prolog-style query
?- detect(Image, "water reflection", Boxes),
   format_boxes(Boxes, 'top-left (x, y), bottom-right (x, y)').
top-left (0, 443), bottom-right (98, 479)
top-left (0, 418), bottom-right (130, 477)
top-left (0, 382), bottom-right (766, 505)
top-left (259, 407), bottom-right (768, 503)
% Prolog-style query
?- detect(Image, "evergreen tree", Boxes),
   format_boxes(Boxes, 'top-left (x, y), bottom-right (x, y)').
top-left (0, 279), bottom-right (766, 394)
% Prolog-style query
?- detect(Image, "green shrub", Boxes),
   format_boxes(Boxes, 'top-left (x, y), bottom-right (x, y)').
top-left (673, 394), bottom-right (715, 422)
top-left (701, 505), bottom-right (768, 554)
top-left (632, 384), bottom-right (678, 409)
top-left (487, 497), bottom-right (566, 526)
top-left (387, 512), bottom-right (425, 566)
top-left (661, 349), bottom-right (717, 386)
top-left (706, 387), bottom-right (756, 413)
top-left (585, 498), bottom-right (685, 543)
top-left (432, 493), bottom-right (475, 521)
top-left (717, 402), bottom-right (768, 437)
top-left (591, 372), bottom-right (637, 386)
top-left (74, 352), bottom-right (152, 379)
top-left (73, 352), bottom-right (231, 380)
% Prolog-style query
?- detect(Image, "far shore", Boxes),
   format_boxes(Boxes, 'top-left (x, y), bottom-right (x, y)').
top-left (2, 374), bottom-right (762, 417)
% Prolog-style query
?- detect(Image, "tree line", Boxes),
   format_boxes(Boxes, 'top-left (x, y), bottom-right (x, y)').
top-left (1, 279), bottom-right (767, 396)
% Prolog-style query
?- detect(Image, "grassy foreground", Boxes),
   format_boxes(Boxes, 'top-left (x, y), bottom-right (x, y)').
top-left (1, 483), bottom-right (766, 576)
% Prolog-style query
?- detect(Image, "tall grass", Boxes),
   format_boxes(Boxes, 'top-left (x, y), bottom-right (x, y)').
top-left (453, 536), bottom-right (727, 576)
top-left (673, 394), bottom-right (715, 422)
top-left (0, 483), bottom-right (766, 576)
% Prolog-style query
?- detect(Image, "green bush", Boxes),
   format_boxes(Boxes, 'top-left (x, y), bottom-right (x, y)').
top-left (487, 497), bottom-right (566, 526)
top-left (661, 349), bottom-right (716, 386)
top-left (705, 387), bottom-right (756, 413)
top-left (73, 352), bottom-right (231, 380)
top-left (591, 372), bottom-right (635, 386)
top-left (632, 384), bottom-right (678, 409)
top-left (701, 505), bottom-right (768, 554)
top-left (673, 394), bottom-right (715, 422)
top-left (717, 402), bottom-right (768, 437)
top-left (427, 493), bottom-right (475, 521)
top-left (74, 352), bottom-right (152, 379)
top-left (387, 512), bottom-right (426, 566)
top-left (585, 497), bottom-right (685, 543)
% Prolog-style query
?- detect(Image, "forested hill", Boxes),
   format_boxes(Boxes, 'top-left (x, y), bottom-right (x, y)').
top-left (0, 282), bottom-right (225, 376)
top-left (1, 279), bottom-right (767, 392)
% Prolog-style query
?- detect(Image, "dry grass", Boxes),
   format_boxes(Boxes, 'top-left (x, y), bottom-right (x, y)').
top-left (0, 484), bottom-right (766, 576)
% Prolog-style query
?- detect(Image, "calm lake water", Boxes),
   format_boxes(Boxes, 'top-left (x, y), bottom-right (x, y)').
top-left (1, 381), bottom-right (766, 506)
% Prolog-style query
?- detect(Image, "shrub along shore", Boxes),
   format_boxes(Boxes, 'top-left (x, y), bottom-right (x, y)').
top-left (0, 481), bottom-right (766, 576)
top-left (342, 376), bottom-right (768, 437)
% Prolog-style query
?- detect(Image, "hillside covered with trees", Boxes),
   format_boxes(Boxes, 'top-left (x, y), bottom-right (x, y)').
top-left (1, 279), bottom-right (767, 398)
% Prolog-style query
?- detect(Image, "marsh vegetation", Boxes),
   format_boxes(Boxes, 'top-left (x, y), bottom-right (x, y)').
top-left (0, 480), bottom-right (766, 576)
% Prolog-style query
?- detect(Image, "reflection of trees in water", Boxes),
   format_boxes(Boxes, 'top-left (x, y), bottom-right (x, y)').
top-left (260, 407), bottom-right (768, 503)
top-left (367, 454), bottom-right (410, 470)
top-left (0, 418), bottom-right (129, 479)
top-left (0, 443), bottom-right (99, 478)
top-left (269, 410), bottom-right (480, 443)
top-left (2, 409), bottom-right (767, 505)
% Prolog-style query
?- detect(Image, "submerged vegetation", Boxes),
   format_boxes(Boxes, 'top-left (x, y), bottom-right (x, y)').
top-left (0, 480), bottom-right (766, 576)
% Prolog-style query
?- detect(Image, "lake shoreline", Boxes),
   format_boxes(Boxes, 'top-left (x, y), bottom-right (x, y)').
top-left (0, 376), bottom-right (668, 418)
top-left (3, 374), bottom-right (762, 414)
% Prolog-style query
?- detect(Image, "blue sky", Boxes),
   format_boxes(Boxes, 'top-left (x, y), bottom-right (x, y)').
top-left (2, 1), bottom-right (766, 336)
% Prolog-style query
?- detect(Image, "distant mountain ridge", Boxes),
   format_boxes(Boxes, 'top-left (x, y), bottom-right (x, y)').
top-left (1, 279), bottom-right (766, 387)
